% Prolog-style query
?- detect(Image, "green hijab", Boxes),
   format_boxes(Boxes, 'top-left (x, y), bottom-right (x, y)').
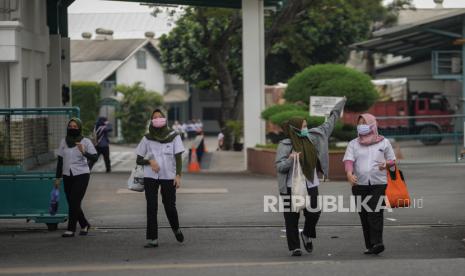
top-left (282, 117), bottom-right (318, 182)
top-left (145, 109), bottom-right (178, 143)
top-left (65, 117), bottom-right (84, 148)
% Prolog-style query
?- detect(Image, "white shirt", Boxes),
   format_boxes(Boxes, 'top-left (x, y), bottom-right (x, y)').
top-left (343, 139), bottom-right (396, 185)
top-left (286, 168), bottom-right (320, 189)
top-left (135, 136), bottom-right (185, 180)
top-left (57, 138), bottom-right (97, 176)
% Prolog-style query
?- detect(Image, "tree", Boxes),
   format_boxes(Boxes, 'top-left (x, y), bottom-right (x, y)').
top-left (284, 64), bottom-right (378, 112)
top-left (159, 8), bottom-right (243, 127)
top-left (158, 0), bottom-right (394, 125)
top-left (116, 83), bottom-right (164, 143)
top-left (357, 0), bottom-right (416, 75)
top-left (71, 81), bottom-right (101, 135)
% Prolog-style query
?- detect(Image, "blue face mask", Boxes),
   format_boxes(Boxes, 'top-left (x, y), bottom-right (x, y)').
top-left (298, 127), bottom-right (309, 137)
top-left (357, 124), bottom-right (371, 135)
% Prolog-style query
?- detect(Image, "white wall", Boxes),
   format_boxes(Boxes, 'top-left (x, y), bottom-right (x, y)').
top-left (116, 47), bottom-right (165, 94)
top-left (0, 0), bottom-right (49, 108)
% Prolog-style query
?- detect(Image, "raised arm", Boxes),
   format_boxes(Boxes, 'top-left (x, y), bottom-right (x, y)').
top-left (316, 97), bottom-right (346, 139)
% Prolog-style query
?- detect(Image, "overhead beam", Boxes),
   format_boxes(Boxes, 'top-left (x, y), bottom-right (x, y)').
top-left (425, 28), bottom-right (462, 38)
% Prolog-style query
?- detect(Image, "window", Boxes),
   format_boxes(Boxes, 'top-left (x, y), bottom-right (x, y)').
top-left (35, 79), bottom-right (41, 107)
top-left (418, 100), bottom-right (425, 111)
top-left (202, 107), bottom-right (222, 121)
top-left (22, 78), bottom-right (28, 107)
top-left (136, 50), bottom-right (147, 69)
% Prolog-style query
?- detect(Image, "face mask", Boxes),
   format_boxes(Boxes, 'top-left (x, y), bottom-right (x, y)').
top-left (152, 118), bottom-right (167, 128)
top-left (298, 128), bottom-right (309, 137)
top-left (357, 124), bottom-right (372, 136)
top-left (67, 128), bottom-right (80, 137)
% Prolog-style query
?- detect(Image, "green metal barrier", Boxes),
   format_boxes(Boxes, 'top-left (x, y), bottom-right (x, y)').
top-left (0, 173), bottom-right (68, 230)
top-left (0, 107), bottom-right (80, 230)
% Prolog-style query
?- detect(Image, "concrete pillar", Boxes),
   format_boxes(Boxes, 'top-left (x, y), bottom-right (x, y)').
top-left (462, 17), bottom-right (465, 147)
top-left (242, 0), bottom-right (266, 151)
top-left (47, 34), bottom-right (62, 107)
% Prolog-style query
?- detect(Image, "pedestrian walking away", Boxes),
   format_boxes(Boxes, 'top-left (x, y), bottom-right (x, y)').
top-left (54, 118), bottom-right (98, 238)
top-left (343, 113), bottom-right (396, 255)
top-left (275, 98), bottom-right (346, 256)
top-left (89, 116), bottom-right (113, 172)
top-left (135, 109), bottom-right (186, 248)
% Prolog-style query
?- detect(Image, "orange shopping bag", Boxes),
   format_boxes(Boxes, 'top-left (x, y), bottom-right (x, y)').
top-left (385, 165), bottom-right (411, 208)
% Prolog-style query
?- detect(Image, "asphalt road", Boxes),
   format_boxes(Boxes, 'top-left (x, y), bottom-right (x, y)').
top-left (1, 163), bottom-right (465, 275)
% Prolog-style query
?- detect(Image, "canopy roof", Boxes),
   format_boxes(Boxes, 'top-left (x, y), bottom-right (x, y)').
top-left (351, 9), bottom-right (465, 59)
top-left (110, 0), bottom-right (283, 9)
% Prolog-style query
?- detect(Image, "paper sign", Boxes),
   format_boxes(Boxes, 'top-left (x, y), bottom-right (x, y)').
top-left (309, 96), bottom-right (344, 117)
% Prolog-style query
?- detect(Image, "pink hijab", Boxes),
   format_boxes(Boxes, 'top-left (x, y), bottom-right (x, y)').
top-left (357, 113), bottom-right (384, 146)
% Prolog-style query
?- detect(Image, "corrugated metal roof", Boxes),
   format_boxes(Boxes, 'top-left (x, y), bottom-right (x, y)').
top-left (71, 60), bottom-right (122, 83)
top-left (373, 9), bottom-right (465, 37)
top-left (109, 0), bottom-right (283, 9)
top-left (351, 9), bottom-right (465, 59)
top-left (71, 39), bottom-right (147, 62)
top-left (69, 12), bottom-right (175, 39)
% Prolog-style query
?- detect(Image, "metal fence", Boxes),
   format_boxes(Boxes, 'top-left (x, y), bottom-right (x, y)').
top-left (376, 114), bottom-right (465, 164)
top-left (0, 107), bottom-right (80, 173)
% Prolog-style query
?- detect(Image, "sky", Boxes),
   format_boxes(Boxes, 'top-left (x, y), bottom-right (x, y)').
top-left (68, 0), bottom-right (465, 14)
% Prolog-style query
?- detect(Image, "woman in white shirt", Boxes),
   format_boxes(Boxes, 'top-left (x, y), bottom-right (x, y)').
top-left (54, 118), bottom-right (98, 238)
top-left (343, 113), bottom-right (396, 255)
top-left (135, 109), bottom-right (185, 248)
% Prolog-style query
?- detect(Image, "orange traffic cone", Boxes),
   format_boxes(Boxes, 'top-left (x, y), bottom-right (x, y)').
top-left (188, 146), bottom-right (201, 172)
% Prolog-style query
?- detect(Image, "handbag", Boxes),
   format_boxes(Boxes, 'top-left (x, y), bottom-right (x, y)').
top-left (49, 187), bottom-right (60, 216)
top-left (291, 155), bottom-right (308, 212)
top-left (127, 165), bottom-right (145, 192)
top-left (385, 163), bottom-right (410, 208)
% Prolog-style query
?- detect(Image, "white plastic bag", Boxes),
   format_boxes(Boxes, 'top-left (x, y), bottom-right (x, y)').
top-left (291, 155), bottom-right (308, 212)
top-left (128, 165), bottom-right (145, 192)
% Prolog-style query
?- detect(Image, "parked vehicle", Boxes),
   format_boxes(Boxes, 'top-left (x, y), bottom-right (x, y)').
top-left (343, 79), bottom-right (454, 146)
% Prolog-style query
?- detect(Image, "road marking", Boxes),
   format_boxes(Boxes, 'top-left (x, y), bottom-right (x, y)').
top-left (116, 188), bottom-right (229, 194)
top-left (0, 260), bottom-right (340, 274)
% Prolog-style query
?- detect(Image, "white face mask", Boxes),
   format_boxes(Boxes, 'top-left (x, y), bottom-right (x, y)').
top-left (357, 124), bottom-right (371, 135)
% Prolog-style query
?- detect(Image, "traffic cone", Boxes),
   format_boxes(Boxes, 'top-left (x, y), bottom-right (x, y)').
top-left (188, 146), bottom-right (201, 172)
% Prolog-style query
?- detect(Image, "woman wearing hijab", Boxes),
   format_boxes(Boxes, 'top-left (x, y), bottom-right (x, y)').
top-left (55, 118), bottom-right (98, 238)
top-left (275, 98), bottom-right (346, 256)
top-left (89, 117), bottom-right (113, 173)
top-left (135, 109), bottom-right (185, 248)
top-left (343, 114), bottom-right (396, 255)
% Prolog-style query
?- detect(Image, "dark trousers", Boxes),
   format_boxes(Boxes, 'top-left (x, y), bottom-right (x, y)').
top-left (282, 186), bottom-right (321, 251)
top-left (352, 184), bottom-right (387, 249)
top-left (96, 146), bottom-right (111, 172)
top-left (88, 146), bottom-right (111, 172)
top-left (144, 178), bottom-right (180, 240)
top-left (63, 173), bottom-right (90, 232)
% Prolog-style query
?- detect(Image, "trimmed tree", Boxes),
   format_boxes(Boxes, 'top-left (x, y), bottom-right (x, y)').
top-left (284, 64), bottom-right (378, 112)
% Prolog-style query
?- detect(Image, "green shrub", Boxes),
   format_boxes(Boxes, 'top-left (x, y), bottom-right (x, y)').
top-left (226, 120), bottom-right (243, 143)
top-left (284, 64), bottom-right (378, 112)
top-left (261, 103), bottom-right (306, 121)
top-left (116, 83), bottom-right (164, 143)
top-left (269, 110), bottom-right (355, 142)
top-left (332, 124), bottom-right (357, 141)
top-left (255, 143), bottom-right (278, 150)
top-left (269, 110), bottom-right (325, 128)
top-left (71, 81), bottom-right (101, 135)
